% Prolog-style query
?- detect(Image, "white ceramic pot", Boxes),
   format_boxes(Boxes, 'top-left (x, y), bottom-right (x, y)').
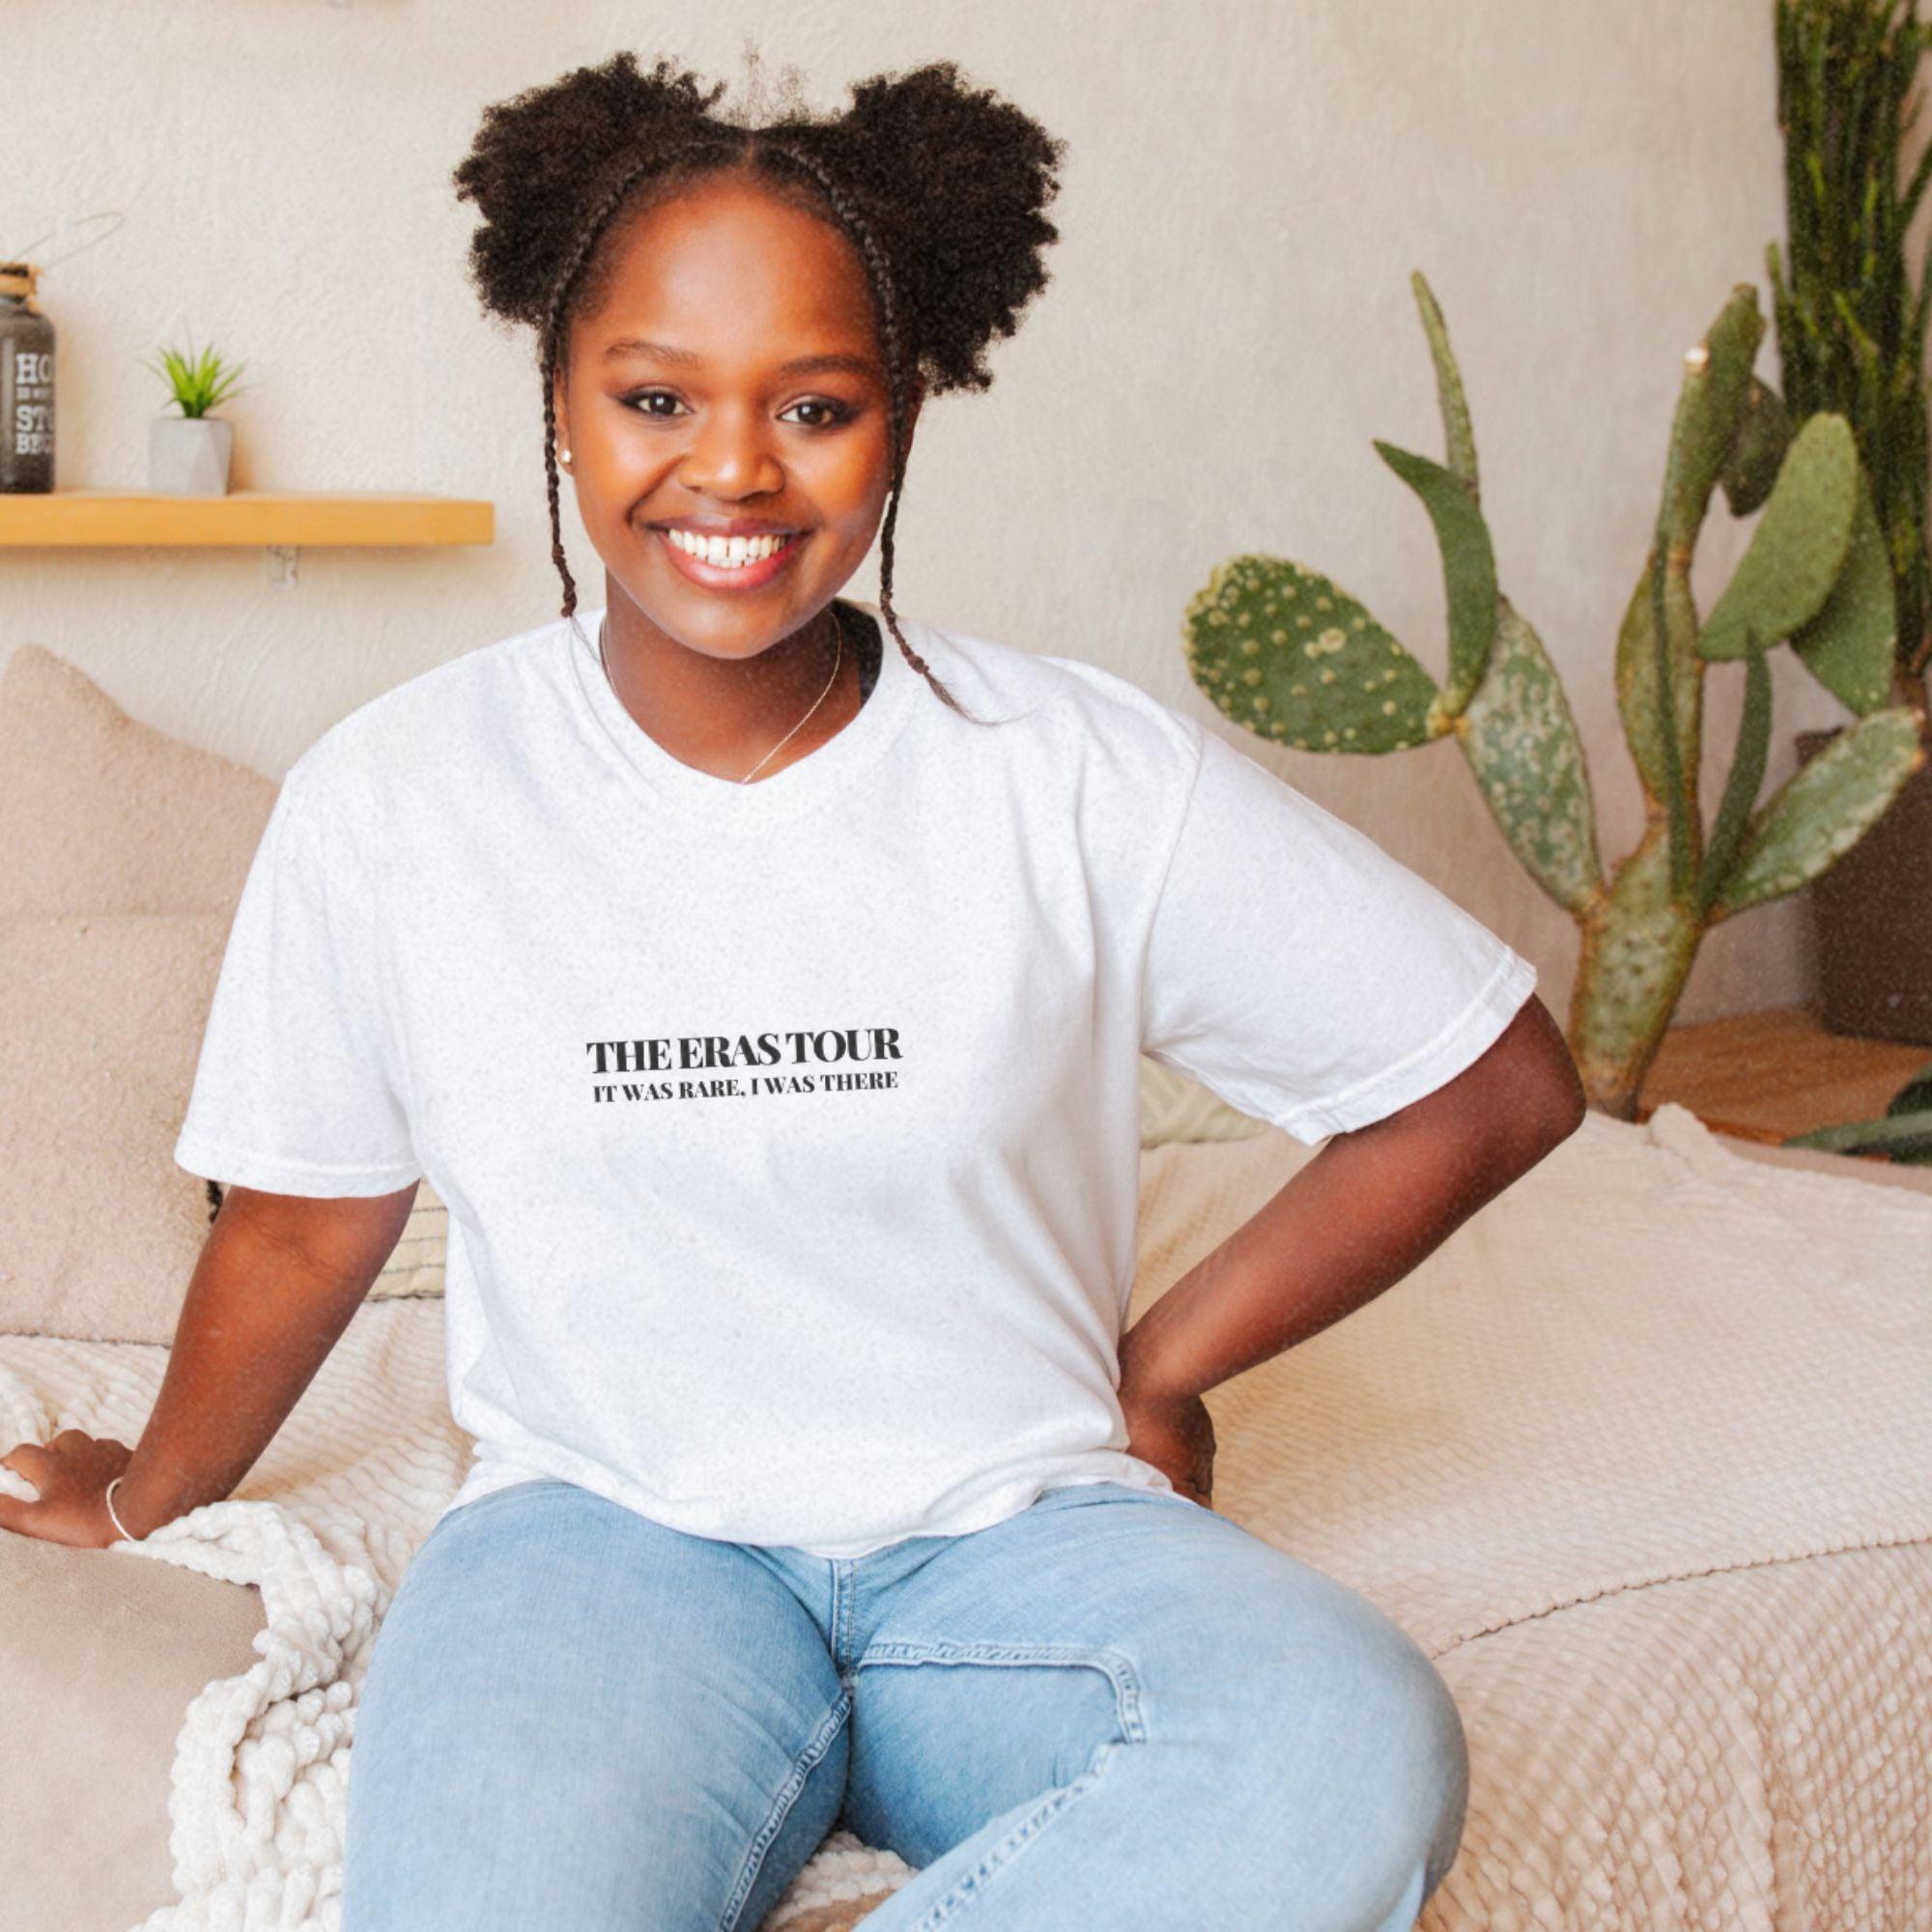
top-left (148, 415), bottom-right (234, 495)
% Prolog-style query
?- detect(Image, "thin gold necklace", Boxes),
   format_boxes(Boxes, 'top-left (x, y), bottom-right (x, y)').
top-left (598, 604), bottom-right (846, 784)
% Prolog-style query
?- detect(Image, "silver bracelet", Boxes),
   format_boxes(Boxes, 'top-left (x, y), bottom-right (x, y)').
top-left (103, 1473), bottom-right (137, 1543)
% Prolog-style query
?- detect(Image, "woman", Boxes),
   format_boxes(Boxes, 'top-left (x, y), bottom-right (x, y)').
top-left (2, 50), bottom-right (1584, 1932)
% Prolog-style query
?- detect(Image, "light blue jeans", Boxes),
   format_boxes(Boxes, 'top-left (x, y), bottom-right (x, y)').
top-left (340, 1476), bottom-right (1467, 1931)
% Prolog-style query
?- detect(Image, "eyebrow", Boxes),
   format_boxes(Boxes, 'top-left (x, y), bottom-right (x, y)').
top-left (601, 337), bottom-right (878, 380)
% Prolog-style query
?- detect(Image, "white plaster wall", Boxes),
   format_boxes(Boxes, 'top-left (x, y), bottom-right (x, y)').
top-left (7, 0), bottom-right (1870, 1025)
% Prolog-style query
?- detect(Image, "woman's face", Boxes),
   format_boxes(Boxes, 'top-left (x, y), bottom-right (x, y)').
top-left (554, 170), bottom-right (921, 662)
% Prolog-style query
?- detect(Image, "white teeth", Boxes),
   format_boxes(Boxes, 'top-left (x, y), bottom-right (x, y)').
top-left (664, 528), bottom-right (795, 567)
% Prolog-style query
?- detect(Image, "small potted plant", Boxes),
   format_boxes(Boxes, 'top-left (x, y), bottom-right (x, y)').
top-left (143, 335), bottom-right (247, 495)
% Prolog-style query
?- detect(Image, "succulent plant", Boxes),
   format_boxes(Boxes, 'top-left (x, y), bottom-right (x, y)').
top-left (142, 336), bottom-right (247, 419)
top-left (1181, 274), bottom-right (1929, 1134)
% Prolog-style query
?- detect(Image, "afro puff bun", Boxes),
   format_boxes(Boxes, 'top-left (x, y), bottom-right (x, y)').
top-left (451, 49), bottom-right (1065, 398)
top-left (450, 55), bottom-right (725, 339)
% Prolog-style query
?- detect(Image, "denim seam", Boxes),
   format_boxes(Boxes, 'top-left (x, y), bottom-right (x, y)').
top-left (718, 1685), bottom-right (853, 1932)
top-left (852, 1639), bottom-right (1150, 1745)
top-left (830, 1559), bottom-right (854, 1675)
top-left (900, 1740), bottom-right (1128, 1930)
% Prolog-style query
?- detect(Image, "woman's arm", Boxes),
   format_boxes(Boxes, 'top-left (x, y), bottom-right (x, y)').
top-left (1119, 996), bottom-right (1584, 1496)
top-left (0, 1183), bottom-right (419, 1548)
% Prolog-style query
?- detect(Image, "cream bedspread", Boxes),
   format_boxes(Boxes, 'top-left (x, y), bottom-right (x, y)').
top-left (0, 1099), bottom-right (1925, 1930)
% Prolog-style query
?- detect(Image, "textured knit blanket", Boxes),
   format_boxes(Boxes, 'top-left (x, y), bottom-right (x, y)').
top-left (1, 1099), bottom-right (1927, 1931)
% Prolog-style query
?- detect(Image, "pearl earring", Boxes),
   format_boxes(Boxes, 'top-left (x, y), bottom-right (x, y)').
top-left (559, 447), bottom-right (572, 464)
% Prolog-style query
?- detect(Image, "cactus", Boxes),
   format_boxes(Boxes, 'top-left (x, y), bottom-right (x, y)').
top-left (1182, 275), bottom-right (1929, 1123)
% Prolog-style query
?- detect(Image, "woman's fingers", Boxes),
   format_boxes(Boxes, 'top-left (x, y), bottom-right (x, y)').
top-left (0, 1435), bottom-right (131, 1546)
top-left (0, 1442), bottom-right (49, 1533)
top-left (1, 1438), bottom-right (51, 1487)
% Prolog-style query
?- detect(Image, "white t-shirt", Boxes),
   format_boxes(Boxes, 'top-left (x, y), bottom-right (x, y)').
top-left (174, 600), bottom-right (1536, 1558)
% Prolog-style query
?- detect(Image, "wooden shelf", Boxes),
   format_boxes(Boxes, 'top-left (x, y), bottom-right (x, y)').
top-left (1635, 1003), bottom-right (1932, 1149)
top-left (0, 488), bottom-right (493, 548)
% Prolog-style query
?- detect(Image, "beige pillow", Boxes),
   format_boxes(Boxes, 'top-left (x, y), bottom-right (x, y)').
top-left (0, 649), bottom-right (446, 1339)
top-left (1, 912), bottom-right (233, 1342)
top-left (0, 642), bottom-right (276, 918)
top-left (1, 907), bottom-right (446, 1346)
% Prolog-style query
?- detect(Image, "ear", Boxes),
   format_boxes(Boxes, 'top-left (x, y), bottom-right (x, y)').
top-left (552, 371), bottom-right (571, 465)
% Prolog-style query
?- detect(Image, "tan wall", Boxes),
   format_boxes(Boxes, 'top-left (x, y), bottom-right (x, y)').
top-left (8, 0), bottom-right (1852, 1023)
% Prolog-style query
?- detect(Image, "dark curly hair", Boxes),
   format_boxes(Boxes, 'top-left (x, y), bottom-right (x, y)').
top-left (451, 48), bottom-right (1066, 719)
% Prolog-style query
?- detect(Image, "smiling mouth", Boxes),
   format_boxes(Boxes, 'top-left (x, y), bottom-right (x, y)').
top-left (656, 526), bottom-right (804, 569)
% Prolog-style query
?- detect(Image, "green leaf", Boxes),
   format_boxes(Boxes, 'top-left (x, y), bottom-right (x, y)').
top-left (1408, 270), bottom-right (1479, 494)
top-left (1697, 413), bottom-right (1860, 662)
top-left (1614, 555), bottom-right (1699, 812)
top-left (1710, 705), bottom-right (1926, 914)
top-left (1181, 554), bottom-right (1443, 753)
top-left (1789, 456), bottom-right (1897, 715)
top-left (1697, 637), bottom-right (1775, 919)
top-left (1780, 1104), bottom-right (1932, 1160)
top-left (1458, 596), bottom-right (1604, 914)
top-left (1372, 439), bottom-right (1498, 715)
top-left (1719, 378), bottom-right (1790, 518)
top-left (1653, 534), bottom-right (1695, 904)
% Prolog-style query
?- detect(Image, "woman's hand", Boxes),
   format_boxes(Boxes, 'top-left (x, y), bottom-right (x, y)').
top-left (0, 1430), bottom-right (134, 1548)
top-left (1119, 1371), bottom-right (1216, 1509)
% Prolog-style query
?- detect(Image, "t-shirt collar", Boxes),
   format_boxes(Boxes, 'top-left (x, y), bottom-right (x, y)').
top-left (564, 598), bottom-right (920, 822)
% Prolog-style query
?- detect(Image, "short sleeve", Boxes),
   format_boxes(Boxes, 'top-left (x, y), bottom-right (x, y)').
top-left (173, 768), bottom-right (421, 1195)
top-left (1140, 724), bottom-right (1538, 1144)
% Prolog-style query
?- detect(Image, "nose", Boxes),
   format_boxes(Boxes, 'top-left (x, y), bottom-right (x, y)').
top-left (676, 399), bottom-right (785, 499)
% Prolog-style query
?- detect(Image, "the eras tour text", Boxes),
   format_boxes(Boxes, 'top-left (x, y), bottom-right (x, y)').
top-left (584, 1026), bottom-right (903, 1104)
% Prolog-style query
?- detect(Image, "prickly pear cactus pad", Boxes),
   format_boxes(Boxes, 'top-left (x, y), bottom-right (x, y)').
top-left (1697, 412), bottom-right (1858, 664)
top-left (1790, 460), bottom-right (1898, 718)
top-left (1182, 554), bottom-right (1445, 753)
top-left (1719, 376), bottom-right (1789, 518)
top-left (1709, 707), bottom-right (1926, 916)
top-left (1458, 598), bottom-right (1604, 915)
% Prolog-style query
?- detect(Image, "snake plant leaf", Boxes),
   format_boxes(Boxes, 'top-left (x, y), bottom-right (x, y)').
top-left (1457, 596), bottom-right (1604, 915)
top-left (1696, 412), bottom-right (1859, 663)
top-left (1719, 377), bottom-right (1790, 518)
top-left (1695, 637), bottom-right (1775, 921)
top-left (1372, 439), bottom-right (1498, 715)
top-left (1788, 456), bottom-right (1896, 716)
top-left (1181, 554), bottom-right (1444, 753)
top-left (1708, 705), bottom-right (1926, 916)
top-left (1409, 270), bottom-right (1478, 494)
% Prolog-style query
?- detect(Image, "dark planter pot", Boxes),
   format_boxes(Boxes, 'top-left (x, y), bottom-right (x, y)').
top-left (1794, 725), bottom-right (1932, 1046)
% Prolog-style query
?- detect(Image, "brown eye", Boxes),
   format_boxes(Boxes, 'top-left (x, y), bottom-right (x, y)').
top-left (781, 398), bottom-right (860, 430)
